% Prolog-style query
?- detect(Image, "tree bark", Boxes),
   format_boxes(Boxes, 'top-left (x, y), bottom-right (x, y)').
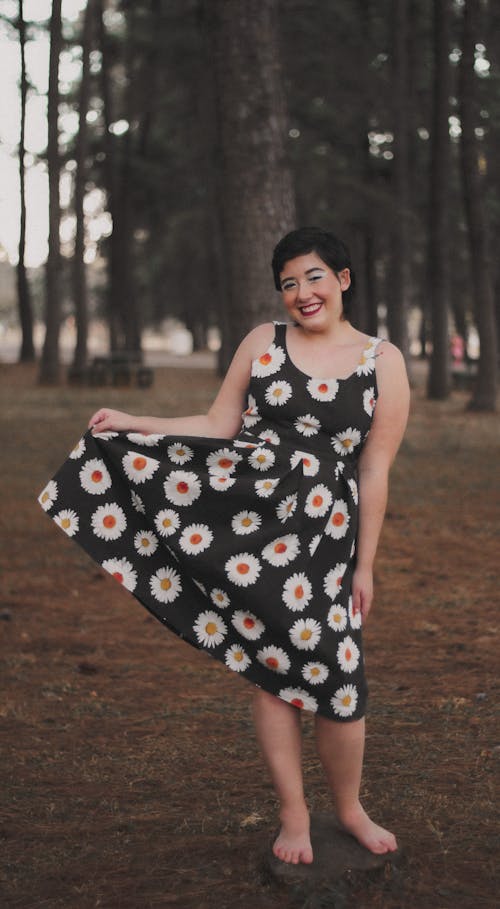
top-left (72, 0), bottom-right (95, 376)
top-left (208, 0), bottom-right (296, 373)
top-left (17, 0), bottom-right (35, 362)
top-left (387, 0), bottom-right (410, 361)
top-left (459, 0), bottom-right (498, 410)
top-left (427, 0), bottom-right (452, 399)
top-left (39, 0), bottom-right (63, 384)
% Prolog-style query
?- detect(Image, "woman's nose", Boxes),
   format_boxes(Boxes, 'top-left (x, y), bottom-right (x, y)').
top-left (297, 280), bottom-right (313, 301)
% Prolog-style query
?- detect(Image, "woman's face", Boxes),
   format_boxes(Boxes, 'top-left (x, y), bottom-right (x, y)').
top-left (279, 252), bottom-right (351, 330)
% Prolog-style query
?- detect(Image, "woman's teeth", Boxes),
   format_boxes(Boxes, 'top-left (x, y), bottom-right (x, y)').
top-left (300, 303), bottom-right (322, 316)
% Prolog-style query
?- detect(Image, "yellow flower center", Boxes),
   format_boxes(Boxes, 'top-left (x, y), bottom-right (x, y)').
top-left (61, 518), bottom-right (71, 529)
top-left (41, 492), bottom-right (49, 503)
top-left (300, 629), bottom-right (312, 641)
top-left (342, 695), bottom-right (352, 707)
top-left (234, 650), bottom-right (244, 662)
top-left (205, 622), bottom-right (217, 635)
top-left (242, 517), bottom-right (252, 527)
top-left (161, 578), bottom-right (172, 591)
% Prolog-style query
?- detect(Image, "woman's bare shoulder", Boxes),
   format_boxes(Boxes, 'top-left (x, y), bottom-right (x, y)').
top-left (240, 322), bottom-right (277, 359)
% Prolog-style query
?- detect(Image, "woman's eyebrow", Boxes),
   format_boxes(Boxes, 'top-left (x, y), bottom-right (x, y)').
top-left (281, 267), bottom-right (325, 283)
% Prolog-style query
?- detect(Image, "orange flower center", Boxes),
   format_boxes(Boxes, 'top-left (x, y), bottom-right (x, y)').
top-left (205, 622), bottom-right (217, 635)
top-left (266, 657), bottom-right (279, 669)
top-left (332, 512), bottom-right (345, 526)
top-left (312, 495), bottom-right (323, 507)
top-left (133, 456), bottom-right (147, 471)
top-left (237, 562), bottom-right (250, 574)
top-left (190, 533), bottom-right (202, 545)
top-left (218, 457), bottom-right (233, 468)
top-left (294, 585), bottom-right (304, 599)
top-left (274, 542), bottom-right (287, 554)
top-left (177, 481), bottom-right (189, 494)
top-left (91, 470), bottom-right (103, 483)
top-left (318, 383), bottom-right (328, 393)
top-left (113, 572), bottom-right (124, 583)
top-left (302, 457), bottom-right (311, 467)
top-left (103, 515), bottom-right (116, 528)
top-left (345, 648), bottom-right (352, 661)
top-left (291, 698), bottom-right (304, 708)
top-left (161, 578), bottom-right (172, 591)
top-left (243, 617), bottom-right (255, 629)
top-left (259, 352), bottom-right (272, 365)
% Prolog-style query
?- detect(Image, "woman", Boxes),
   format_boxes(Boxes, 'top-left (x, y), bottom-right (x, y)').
top-left (38, 227), bottom-right (409, 866)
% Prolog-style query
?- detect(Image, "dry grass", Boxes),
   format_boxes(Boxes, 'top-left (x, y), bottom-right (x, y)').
top-left (1, 362), bottom-right (498, 909)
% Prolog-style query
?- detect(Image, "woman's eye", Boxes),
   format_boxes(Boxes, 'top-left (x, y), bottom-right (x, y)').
top-left (308, 274), bottom-right (322, 283)
top-left (282, 282), bottom-right (296, 291)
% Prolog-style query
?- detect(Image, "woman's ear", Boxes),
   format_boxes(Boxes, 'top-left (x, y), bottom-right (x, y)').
top-left (338, 268), bottom-right (351, 291)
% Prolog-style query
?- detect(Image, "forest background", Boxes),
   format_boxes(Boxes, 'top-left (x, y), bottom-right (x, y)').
top-left (0, 0), bottom-right (499, 409)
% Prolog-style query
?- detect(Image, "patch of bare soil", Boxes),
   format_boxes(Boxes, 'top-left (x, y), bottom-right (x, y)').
top-left (1, 362), bottom-right (498, 909)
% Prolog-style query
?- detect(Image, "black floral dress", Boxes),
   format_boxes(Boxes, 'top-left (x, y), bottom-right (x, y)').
top-left (38, 322), bottom-right (383, 721)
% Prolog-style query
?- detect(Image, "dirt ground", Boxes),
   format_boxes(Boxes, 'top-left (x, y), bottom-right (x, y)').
top-left (1, 361), bottom-right (498, 909)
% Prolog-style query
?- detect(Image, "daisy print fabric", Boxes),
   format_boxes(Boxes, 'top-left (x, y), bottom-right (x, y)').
top-left (38, 322), bottom-right (384, 720)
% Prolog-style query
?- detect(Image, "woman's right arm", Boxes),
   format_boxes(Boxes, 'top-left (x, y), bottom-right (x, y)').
top-left (88, 323), bottom-right (275, 439)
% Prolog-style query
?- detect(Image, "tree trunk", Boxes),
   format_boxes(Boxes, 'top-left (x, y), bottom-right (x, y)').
top-left (387, 0), bottom-right (410, 361)
top-left (17, 0), bottom-right (35, 362)
top-left (427, 0), bottom-right (452, 399)
top-left (209, 0), bottom-right (296, 373)
top-left (72, 0), bottom-right (95, 376)
top-left (39, 0), bottom-right (63, 384)
top-left (459, 0), bottom-right (498, 410)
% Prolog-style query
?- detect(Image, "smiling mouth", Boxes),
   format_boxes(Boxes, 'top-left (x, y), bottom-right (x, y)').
top-left (299, 302), bottom-right (322, 316)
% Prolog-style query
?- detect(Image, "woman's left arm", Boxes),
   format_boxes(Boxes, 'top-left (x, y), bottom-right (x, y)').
top-left (352, 342), bottom-right (410, 620)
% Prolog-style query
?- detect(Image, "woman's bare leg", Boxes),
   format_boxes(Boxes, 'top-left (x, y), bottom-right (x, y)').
top-left (314, 714), bottom-right (397, 854)
top-left (252, 689), bottom-right (313, 864)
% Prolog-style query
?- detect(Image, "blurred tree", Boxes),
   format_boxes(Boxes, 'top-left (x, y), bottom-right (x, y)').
top-left (427, 0), bottom-right (452, 399)
top-left (459, 0), bottom-right (497, 409)
top-left (71, 0), bottom-right (96, 377)
top-left (39, 0), bottom-right (63, 384)
top-left (208, 0), bottom-right (296, 372)
top-left (16, 0), bottom-right (35, 363)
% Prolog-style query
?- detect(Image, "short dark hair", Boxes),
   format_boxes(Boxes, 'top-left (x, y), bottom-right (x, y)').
top-left (271, 227), bottom-right (356, 316)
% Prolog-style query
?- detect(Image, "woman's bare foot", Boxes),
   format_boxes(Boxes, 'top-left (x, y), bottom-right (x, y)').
top-left (273, 805), bottom-right (314, 865)
top-left (337, 803), bottom-right (398, 854)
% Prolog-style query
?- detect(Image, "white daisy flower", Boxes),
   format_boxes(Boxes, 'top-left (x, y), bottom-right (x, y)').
top-left (122, 451), bottom-right (160, 484)
top-left (54, 509), bottom-right (79, 536)
top-left (347, 478), bottom-right (358, 504)
top-left (290, 450), bottom-right (320, 476)
top-left (289, 617), bottom-right (322, 651)
top-left (167, 442), bottom-right (194, 464)
top-left (348, 595), bottom-right (362, 630)
top-left (304, 484), bottom-right (332, 518)
top-left (363, 387), bottom-right (376, 416)
top-left (332, 429), bottom-right (362, 457)
top-left (210, 588), bottom-right (230, 609)
top-left (225, 553), bottom-right (262, 587)
top-left (91, 431), bottom-right (118, 440)
top-left (69, 438), bottom-right (85, 459)
top-left (91, 503), bottom-right (127, 540)
top-left (327, 603), bottom-right (348, 633)
top-left (248, 446), bottom-right (276, 472)
top-left (150, 566), bottom-right (182, 603)
top-left (325, 500), bottom-right (350, 539)
top-left (131, 490), bottom-right (145, 513)
top-left (324, 563), bottom-right (347, 600)
top-left (294, 414), bottom-right (321, 437)
top-left (154, 508), bottom-right (180, 537)
top-left (126, 432), bottom-right (165, 446)
top-left (193, 611), bottom-right (227, 648)
top-left (331, 684), bottom-right (358, 717)
top-left (306, 377), bottom-right (339, 402)
top-left (242, 394), bottom-right (261, 427)
top-left (337, 636), bottom-right (360, 673)
top-left (102, 557), bottom-right (137, 592)
top-left (233, 438), bottom-right (258, 448)
top-left (262, 533), bottom-right (301, 567)
top-left (38, 480), bottom-right (58, 511)
top-left (257, 645), bottom-right (291, 674)
top-left (265, 379), bottom-right (292, 407)
top-left (209, 474), bottom-right (236, 492)
top-left (164, 470), bottom-right (202, 506)
top-left (79, 458), bottom-right (112, 495)
top-left (206, 448), bottom-right (242, 475)
top-left (282, 573), bottom-right (313, 611)
top-left (179, 523), bottom-right (213, 555)
top-left (232, 610), bottom-right (265, 640)
top-left (134, 530), bottom-right (159, 557)
top-left (231, 510), bottom-right (262, 535)
top-left (258, 428), bottom-right (280, 445)
top-left (356, 352), bottom-right (376, 376)
top-left (302, 662), bottom-right (329, 686)
top-left (255, 477), bottom-right (280, 498)
top-left (251, 343), bottom-right (286, 378)
top-left (279, 687), bottom-right (318, 712)
top-left (276, 493), bottom-right (297, 524)
top-left (309, 534), bottom-right (322, 556)
top-left (225, 644), bottom-right (251, 672)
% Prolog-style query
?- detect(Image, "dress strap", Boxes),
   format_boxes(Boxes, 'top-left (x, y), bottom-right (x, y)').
top-left (272, 321), bottom-right (288, 348)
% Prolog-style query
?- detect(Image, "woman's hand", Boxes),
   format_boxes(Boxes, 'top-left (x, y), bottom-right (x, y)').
top-left (88, 408), bottom-right (136, 433)
top-left (351, 565), bottom-right (374, 621)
